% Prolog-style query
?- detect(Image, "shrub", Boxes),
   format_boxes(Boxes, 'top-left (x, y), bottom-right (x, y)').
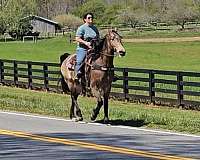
top-left (53, 14), bottom-right (82, 31)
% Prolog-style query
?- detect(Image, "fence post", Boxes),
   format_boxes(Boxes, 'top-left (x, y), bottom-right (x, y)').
top-left (13, 60), bottom-right (18, 87)
top-left (0, 60), bottom-right (4, 83)
top-left (69, 33), bottom-right (72, 44)
top-left (123, 68), bottom-right (129, 101)
top-left (177, 72), bottom-right (184, 107)
top-left (149, 70), bottom-right (155, 104)
top-left (43, 63), bottom-right (49, 91)
top-left (28, 62), bottom-right (32, 89)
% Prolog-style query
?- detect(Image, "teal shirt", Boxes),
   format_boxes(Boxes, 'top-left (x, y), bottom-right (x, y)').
top-left (76, 24), bottom-right (99, 48)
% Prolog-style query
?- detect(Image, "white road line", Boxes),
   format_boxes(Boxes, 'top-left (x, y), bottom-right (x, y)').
top-left (0, 110), bottom-right (200, 138)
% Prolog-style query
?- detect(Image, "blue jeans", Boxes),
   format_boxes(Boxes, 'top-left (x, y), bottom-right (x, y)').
top-left (75, 47), bottom-right (87, 74)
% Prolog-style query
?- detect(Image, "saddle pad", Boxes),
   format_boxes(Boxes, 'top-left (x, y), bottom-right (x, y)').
top-left (65, 54), bottom-right (76, 70)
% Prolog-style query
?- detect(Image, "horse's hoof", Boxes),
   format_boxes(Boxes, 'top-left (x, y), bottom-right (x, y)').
top-left (103, 117), bottom-right (109, 124)
top-left (77, 117), bottom-right (83, 121)
top-left (70, 114), bottom-right (74, 120)
top-left (72, 117), bottom-right (83, 122)
top-left (91, 115), bottom-right (95, 121)
top-left (91, 113), bottom-right (97, 121)
top-left (71, 117), bottom-right (79, 122)
top-left (91, 109), bottom-right (98, 121)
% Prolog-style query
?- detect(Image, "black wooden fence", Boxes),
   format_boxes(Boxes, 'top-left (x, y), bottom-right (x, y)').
top-left (1, 59), bottom-right (200, 109)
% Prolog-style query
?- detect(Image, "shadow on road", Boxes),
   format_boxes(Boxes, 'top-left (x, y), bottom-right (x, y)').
top-left (95, 119), bottom-right (148, 127)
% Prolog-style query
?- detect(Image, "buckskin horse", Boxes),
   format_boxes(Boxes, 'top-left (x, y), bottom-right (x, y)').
top-left (60, 30), bottom-right (126, 123)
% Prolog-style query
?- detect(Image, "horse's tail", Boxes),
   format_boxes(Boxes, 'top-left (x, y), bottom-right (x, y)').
top-left (60, 52), bottom-right (70, 64)
top-left (59, 53), bottom-right (70, 93)
top-left (56, 74), bottom-right (62, 92)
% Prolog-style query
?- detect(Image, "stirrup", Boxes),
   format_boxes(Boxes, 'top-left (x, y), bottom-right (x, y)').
top-left (74, 72), bottom-right (82, 81)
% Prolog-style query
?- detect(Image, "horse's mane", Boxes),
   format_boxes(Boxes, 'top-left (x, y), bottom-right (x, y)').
top-left (92, 30), bottom-right (121, 60)
top-left (96, 37), bottom-right (106, 52)
top-left (91, 37), bottom-right (106, 60)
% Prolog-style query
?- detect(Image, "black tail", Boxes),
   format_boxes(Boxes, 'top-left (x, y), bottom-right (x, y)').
top-left (60, 53), bottom-right (70, 64)
top-left (60, 53), bottom-right (70, 93)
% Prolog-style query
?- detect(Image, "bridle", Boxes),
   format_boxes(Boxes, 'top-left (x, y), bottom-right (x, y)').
top-left (100, 32), bottom-right (123, 57)
top-left (101, 51), bottom-right (121, 57)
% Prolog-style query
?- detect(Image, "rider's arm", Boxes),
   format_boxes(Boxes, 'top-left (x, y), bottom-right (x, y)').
top-left (76, 26), bottom-right (91, 49)
top-left (75, 36), bottom-right (91, 48)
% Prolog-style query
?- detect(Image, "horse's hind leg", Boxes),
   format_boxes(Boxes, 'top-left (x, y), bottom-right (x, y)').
top-left (103, 96), bottom-right (109, 124)
top-left (70, 95), bottom-right (75, 119)
top-left (91, 97), bottom-right (103, 121)
top-left (71, 94), bottom-right (83, 121)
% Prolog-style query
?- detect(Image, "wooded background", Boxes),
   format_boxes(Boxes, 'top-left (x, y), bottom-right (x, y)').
top-left (1, 0), bottom-right (200, 35)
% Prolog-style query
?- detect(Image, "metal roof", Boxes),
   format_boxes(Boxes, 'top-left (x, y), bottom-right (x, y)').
top-left (22, 15), bottom-right (59, 25)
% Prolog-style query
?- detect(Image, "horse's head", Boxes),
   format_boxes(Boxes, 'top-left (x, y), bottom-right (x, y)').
top-left (107, 30), bottom-right (126, 57)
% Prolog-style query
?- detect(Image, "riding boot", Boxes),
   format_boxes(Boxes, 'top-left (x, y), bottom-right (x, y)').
top-left (74, 71), bottom-right (82, 80)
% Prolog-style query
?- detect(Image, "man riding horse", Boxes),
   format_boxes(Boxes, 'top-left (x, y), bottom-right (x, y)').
top-left (60, 12), bottom-right (126, 123)
top-left (75, 12), bottom-right (99, 80)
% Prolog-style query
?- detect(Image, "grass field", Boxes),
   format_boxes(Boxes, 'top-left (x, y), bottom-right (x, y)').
top-left (121, 29), bottom-right (200, 39)
top-left (1, 34), bottom-right (200, 135)
top-left (0, 85), bottom-right (200, 135)
top-left (1, 36), bottom-right (200, 72)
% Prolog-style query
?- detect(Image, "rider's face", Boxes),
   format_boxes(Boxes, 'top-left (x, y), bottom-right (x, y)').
top-left (84, 14), bottom-right (93, 25)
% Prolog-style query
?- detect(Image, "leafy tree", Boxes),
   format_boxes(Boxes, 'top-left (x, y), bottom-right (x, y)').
top-left (165, 0), bottom-right (199, 29)
top-left (117, 0), bottom-right (151, 27)
top-left (72, 0), bottom-right (106, 25)
top-left (0, 0), bottom-right (36, 37)
top-left (53, 14), bottom-right (82, 30)
top-left (0, 14), bottom-right (6, 34)
top-left (100, 4), bottom-right (119, 25)
top-left (118, 8), bottom-right (141, 28)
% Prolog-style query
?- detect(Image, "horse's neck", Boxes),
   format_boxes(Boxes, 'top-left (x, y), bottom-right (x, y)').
top-left (97, 38), bottom-right (114, 67)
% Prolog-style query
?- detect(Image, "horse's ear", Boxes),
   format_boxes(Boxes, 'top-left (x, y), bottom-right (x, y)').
top-left (107, 28), bottom-right (112, 33)
top-left (107, 27), bottom-right (118, 34)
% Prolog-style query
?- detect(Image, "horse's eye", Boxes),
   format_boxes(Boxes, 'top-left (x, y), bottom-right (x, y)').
top-left (111, 37), bottom-right (115, 41)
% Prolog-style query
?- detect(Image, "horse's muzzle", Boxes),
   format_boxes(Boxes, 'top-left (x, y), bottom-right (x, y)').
top-left (119, 51), bottom-right (126, 57)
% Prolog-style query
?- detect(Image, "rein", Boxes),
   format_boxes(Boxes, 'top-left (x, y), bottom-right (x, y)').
top-left (101, 52), bottom-right (120, 57)
top-left (86, 32), bottom-right (121, 71)
top-left (91, 62), bottom-right (114, 71)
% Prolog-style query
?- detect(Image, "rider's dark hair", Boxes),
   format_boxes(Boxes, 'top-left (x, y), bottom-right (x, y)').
top-left (83, 12), bottom-right (94, 21)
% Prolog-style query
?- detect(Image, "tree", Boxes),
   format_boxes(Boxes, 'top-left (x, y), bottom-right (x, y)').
top-left (72, 0), bottom-right (106, 25)
top-left (102, 2), bottom-right (122, 25)
top-left (118, 8), bottom-right (142, 28)
top-left (117, 0), bottom-right (159, 27)
top-left (0, 14), bottom-right (6, 34)
top-left (35, 0), bottom-right (87, 18)
top-left (0, 0), bottom-right (37, 37)
top-left (165, 0), bottom-right (199, 29)
top-left (53, 14), bottom-right (82, 30)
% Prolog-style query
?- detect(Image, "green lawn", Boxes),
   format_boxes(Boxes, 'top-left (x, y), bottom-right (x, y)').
top-left (121, 29), bottom-right (200, 39)
top-left (121, 41), bottom-right (200, 72)
top-left (1, 36), bottom-right (200, 135)
top-left (0, 85), bottom-right (200, 135)
top-left (1, 36), bottom-right (200, 72)
top-left (0, 37), bottom-right (74, 62)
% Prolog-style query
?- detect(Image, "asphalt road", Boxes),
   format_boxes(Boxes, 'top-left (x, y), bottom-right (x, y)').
top-left (0, 111), bottom-right (199, 160)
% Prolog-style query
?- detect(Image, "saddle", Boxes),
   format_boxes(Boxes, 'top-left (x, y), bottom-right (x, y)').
top-left (65, 52), bottom-right (94, 71)
top-left (65, 54), bottom-right (77, 71)
top-left (65, 38), bottom-right (98, 71)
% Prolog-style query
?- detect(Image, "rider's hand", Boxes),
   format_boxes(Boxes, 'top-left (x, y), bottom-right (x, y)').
top-left (85, 42), bottom-right (92, 49)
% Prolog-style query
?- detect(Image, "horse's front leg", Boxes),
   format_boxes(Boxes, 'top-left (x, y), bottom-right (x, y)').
top-left (103, 96), bottom-right (109, 124)
top-left (91, 97), bottom-right (103, 121)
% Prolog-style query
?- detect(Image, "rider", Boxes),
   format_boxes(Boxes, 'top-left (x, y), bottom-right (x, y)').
top-left (75, 12), bottom-right (99, 79)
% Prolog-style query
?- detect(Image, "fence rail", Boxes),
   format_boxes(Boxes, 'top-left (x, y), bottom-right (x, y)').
top-left (1, 59), bottom-right (200, 109)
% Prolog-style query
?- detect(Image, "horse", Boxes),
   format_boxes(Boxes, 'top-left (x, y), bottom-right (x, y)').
top-left (60, 30), bottom-right (126, 123)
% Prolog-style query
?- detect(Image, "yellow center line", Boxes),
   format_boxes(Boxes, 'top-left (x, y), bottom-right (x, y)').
top-left (0, 129), bottom-right (194, 160)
